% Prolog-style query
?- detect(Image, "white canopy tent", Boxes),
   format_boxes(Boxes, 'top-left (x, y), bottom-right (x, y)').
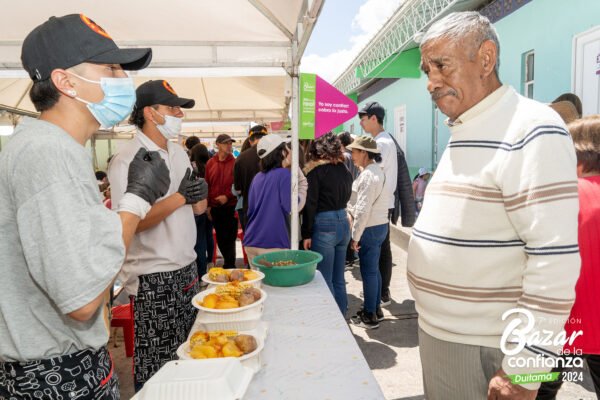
top-left (0, 0), bottom-right (325, 248)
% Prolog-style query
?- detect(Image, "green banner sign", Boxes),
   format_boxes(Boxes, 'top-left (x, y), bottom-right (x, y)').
top-left (299, 73), bottom-right (316, 139)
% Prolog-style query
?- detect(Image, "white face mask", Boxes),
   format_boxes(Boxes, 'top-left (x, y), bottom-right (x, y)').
top-left (155, 114), bottom-right (182, 139)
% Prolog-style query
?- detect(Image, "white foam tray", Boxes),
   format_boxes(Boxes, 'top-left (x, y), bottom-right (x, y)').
top-left (192, 287), bottom-right (267, 323)
top-left (177, 322), bottom-right (268, 372)
top-left (135, 359), bottom-right (253, 400)
top-left (201, 270), bottom-right (265, 288)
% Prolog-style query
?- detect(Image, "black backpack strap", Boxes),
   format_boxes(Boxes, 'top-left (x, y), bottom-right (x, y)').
top-left (387, 134), bottom-right (416, 227)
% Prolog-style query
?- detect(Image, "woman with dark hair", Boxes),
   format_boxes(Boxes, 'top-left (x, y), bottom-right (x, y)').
top-left (240, 137), bottom-right (252, 153)
top-left (190, 142), bottom-right (210, 178)
top-left (302, 132), bottom-right (353, 315)
top-left (243, 135), bottom-right (307, 264)
top-left (345, 136), bottom-right (388, 329)
top-left (189, 143), bottom-right (214, 277)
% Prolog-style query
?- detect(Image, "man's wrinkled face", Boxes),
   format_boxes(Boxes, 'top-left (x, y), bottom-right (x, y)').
top-left (420, 36), bottom-right (487, 121)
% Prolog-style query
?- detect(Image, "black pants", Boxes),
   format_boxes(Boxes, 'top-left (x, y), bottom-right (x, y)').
top-left (194, 214), bottom-right (209, 277)
top-left (536, 354), bottom-right (600, 399)
top-left (345, 241), bottom-right (357, 263)
top-left (378, 210), bottom-right (393, 298)
top-left (238, 208), bottom-right (247, 233)
top-left (211, 205), bottom-right (238, 268)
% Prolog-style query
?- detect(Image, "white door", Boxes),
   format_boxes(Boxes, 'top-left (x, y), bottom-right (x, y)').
top-left (573, 25), bottom-right (600, 115)
top-left (393, 105), bottom-right (407, 153)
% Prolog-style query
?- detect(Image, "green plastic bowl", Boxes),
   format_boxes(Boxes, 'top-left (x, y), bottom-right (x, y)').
top-left (252, 250), bottom-right (323, 287)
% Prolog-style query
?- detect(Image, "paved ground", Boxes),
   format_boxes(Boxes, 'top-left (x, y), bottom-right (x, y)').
top-left (109, 229), bottom-right (597, 399)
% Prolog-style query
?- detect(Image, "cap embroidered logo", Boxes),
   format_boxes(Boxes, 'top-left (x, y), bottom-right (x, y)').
top-left (80, 14), bottom-right (112, 39)
top-left (163, 80), bottom-right (177, 95)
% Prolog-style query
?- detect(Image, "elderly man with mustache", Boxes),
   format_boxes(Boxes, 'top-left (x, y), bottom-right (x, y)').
top-left (407, 11), bottom-right (580, 400)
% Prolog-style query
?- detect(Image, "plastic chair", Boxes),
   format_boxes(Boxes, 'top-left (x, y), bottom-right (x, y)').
top-left (110, 296), bottom-right (134, 357)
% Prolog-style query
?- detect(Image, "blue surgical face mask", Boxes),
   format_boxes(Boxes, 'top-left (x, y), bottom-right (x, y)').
top-left (155, 113), bottom-right (183, 139)
top-left (69, 72), bottom-right (136, 129)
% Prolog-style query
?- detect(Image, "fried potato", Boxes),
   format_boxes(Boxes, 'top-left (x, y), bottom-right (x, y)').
top-left (190, 331), bottom-right (209, 346)
top-left (243, 270), bottom-right (258, 281)
top-left (201, 293), bottom-right (219, 309)
top-left (215, 300), bottom-right (239, 309)
top-left (222, 341), bottom-right (244, 357)
top-left (193, 344), bottom-right (218, 359)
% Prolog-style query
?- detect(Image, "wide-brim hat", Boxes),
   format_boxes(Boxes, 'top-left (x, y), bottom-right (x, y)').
top-left (346, 135), bottom-right (380, 153)
top-left (549, 101), bottom-right (579, 124)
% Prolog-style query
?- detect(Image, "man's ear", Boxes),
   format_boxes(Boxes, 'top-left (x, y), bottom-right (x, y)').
top-left (479, 40), bottom-right (498, 78)
top-left (50, 69), bottom-right (77, 98)
top-left (144, 106), bottom-right (161, 125)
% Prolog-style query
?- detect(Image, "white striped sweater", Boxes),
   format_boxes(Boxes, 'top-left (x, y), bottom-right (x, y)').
top-left (407, 85), bottom-right (580, 388)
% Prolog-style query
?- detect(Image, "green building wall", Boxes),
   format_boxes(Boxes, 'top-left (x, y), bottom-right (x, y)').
top-left (346, 0), bottom-right (600, 175)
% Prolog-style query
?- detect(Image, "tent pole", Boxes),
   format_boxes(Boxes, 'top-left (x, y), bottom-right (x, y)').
top-left (91, 136), bottom-right (98, 171)
top-left (290, 47), bottom-right (300, 250)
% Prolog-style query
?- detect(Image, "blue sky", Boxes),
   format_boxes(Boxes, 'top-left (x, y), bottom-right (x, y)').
top-left (301, 0), bottom-right (403, 82)
top-left (303, 0), bottom-right (365, 57)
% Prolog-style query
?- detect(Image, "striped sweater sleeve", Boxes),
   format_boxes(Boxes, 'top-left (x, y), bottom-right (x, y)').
top-left (498, 122), bottom-right (580, 389)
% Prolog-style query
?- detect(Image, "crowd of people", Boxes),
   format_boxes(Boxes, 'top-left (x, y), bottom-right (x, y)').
top-left (0, 9), bottom-right (599, 400)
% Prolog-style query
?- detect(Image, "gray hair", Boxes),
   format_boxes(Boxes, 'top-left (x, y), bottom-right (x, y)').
top-left (420, 11), bottom-right (500, 75)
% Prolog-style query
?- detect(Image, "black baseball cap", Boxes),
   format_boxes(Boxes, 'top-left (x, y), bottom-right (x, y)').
top-left (215, 134), bottom-right (235, 144)
top-left (21, 14), bottom-right (152, 82)
top-left (358, 101), bottom-right (385, 120)
top-left (135, 80), bottom-right (195, 109)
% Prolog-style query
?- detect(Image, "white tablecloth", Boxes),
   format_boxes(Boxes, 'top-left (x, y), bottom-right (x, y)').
top-left (243, 271), bottom-right (384, 400)
top-left (132, 271), bottom-right (384, 400)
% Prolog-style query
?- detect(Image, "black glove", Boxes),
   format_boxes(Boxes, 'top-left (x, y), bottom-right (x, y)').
top-left (126, 148), bottom-right (170, 205)
top-left (178, 168), bottom-right (208, 204)
top-left (190, 170), bottom-right (208, 201)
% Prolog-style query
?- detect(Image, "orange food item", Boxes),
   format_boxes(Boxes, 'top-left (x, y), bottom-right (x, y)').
top-left (201, 293), bottom-right (219, 309)
top-left (215, 300), bottom-right (239, 309)
top-left (243, 270), bottom-right (258, 281)
top-left (188, 331), bottom-right (255, 359)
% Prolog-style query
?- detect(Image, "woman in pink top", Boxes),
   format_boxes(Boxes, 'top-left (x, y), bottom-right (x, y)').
top-left (537, 115), bottom-right (600, 399)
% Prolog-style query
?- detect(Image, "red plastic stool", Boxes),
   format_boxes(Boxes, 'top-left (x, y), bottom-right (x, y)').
top-left (238, 229), bottom-right (248, 265)
top-left (212, 228), bottom-right (248, 266)
top-left (111, 297), bottom-right (134, 357)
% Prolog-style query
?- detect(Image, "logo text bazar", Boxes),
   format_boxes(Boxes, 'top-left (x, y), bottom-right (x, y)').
top-left (501, 308), bottom-right (583, 356)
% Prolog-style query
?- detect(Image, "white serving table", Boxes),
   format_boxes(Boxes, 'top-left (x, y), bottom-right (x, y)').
top-left (133, 271), bottom-right (384, 400)
top-left (244, 271), bottom-right (384, 399)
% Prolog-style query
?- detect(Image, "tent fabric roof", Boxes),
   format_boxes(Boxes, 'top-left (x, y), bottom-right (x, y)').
top-left (0, 0), bottom-right (323, 139)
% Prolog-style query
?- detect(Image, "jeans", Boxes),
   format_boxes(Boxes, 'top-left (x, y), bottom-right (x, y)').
top-left (378, 209), bottom-right (393, 298)
top-left (206, 218), bottom-right (214, 265)
top-left (358, 224), bottom-right (388, 314)
top-left (311, 209), bottom-right (351, 315)
top-left (194, 214), bottom-right (208, 277)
